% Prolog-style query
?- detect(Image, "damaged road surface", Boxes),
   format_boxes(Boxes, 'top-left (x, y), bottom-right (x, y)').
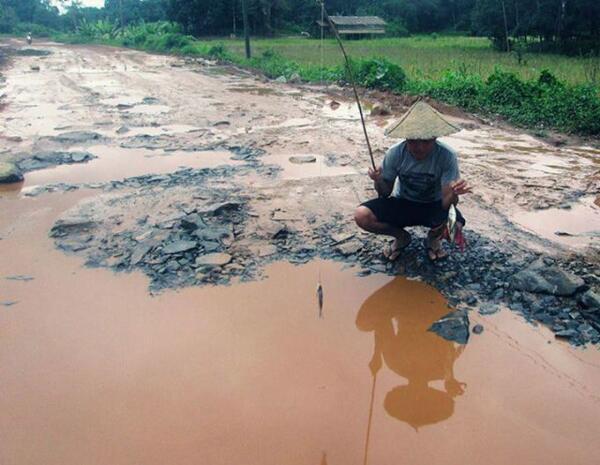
top-left (1, 39), bottom-right (600, 465)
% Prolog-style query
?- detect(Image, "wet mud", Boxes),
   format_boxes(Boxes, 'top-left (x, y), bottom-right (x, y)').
top-left (1, 38), bottom-right (600, 463)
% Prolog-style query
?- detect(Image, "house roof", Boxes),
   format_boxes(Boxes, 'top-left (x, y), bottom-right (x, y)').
top-left (329, 16), bottom-right (387, 26)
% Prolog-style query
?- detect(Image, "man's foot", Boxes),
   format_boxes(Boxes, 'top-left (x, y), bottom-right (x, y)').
top-left (383, 232), bottom-right (411, 261)
top-left (426, 235), bottom-right (448, 261)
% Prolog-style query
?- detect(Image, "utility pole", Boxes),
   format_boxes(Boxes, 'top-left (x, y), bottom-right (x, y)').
top-left (241, 0), bottom-right (251, 58)
top-left (500, 0), bottom-right (510, 52)
top-left (119, 0), bottom-right (125, 28)
top-left (232, 0), bottom-right (237, 37)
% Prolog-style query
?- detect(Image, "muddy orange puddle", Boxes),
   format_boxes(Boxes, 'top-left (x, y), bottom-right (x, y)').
top-left (514, 197), bottom-right (600, 247)
top-left (1, 191), bottom-right (600, 465)
top-left (22, 146), bottom-right (239, 188)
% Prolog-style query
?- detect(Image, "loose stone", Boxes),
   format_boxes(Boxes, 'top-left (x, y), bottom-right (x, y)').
top-left (195, 253), bottom-right (232, 267)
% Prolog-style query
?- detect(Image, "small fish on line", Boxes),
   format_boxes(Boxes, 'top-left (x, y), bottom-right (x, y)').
top-left (317, 282), bottom-right (324, 318)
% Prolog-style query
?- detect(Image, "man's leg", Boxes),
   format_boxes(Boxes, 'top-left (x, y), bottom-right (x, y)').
top-left (424, 203), bottom-right (467, 260)
top-left (354, 203), bottom-right (411, 260)
top-left (354, 206), bottom-right (405, 238)
top-left (426, 223), bottom-right (447, 260)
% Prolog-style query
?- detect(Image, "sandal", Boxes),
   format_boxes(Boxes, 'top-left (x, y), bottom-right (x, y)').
top-left (425, 236), bottom-right (448, 262)
top-left (383, 233), bottom-right (412, 261)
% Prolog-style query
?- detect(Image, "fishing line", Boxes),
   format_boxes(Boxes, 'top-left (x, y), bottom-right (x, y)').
top-left (316, 1), bottom-right (378, 316)
top-left (316, 0), bottom-right (325, 318)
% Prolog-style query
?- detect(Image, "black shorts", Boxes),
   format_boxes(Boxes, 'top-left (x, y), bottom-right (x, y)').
top-left (361, 197), bottom-right (465, 229)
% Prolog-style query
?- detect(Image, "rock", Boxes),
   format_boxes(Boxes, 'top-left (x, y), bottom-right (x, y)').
top-left (288, 72), bottom-right (302, 83)
top-left (180, 213), bottom-right (206, 231)
top-left (30, 64), bottom-right (40, 71)
top-left (50, 216), bottom-right (95, 237)
top-left (370, 264), bottom-right (387, 273)
top-left (70, 152), bottom-right (93, 163)
top-left (473, 324), bottom-right (484, 335)
top-left (331, 233), bottom-right (355, 244)
top-left (479, 303), bottom-right (500, 315)
top-left (18, 159), bottom-right (47, 171)
top-left (17, 151), bottom-right (95, 172)
top-left (213, 121), bottom-right (230, 127)
top-left (142, 97), bottom-right (160, 105)
top-left (53, 131), bottom-right (103, 144)
top-left (289, 155), bottom-right (316, 164)
top-left (512, 266), bottom-right (585, 296)
top-left (162, 240), bottom-right (197, 254)
top-left (116, 126), bottom-right (130, 134)
top-left (275, 76), bottom-right (287, 83)
top-left (336, 240), bottom-right (362, 256)
top-left (130, 242), bottom-right (154, 265)
top-left (555, 329), bottom-right (578, 339)
top-left (370, 103), bottom-right (391, 116)
top-left (579, 290), bottom-right (600, 310)
top-left (0, 162), bottom-right (24, 184)
top-left (272, 211), bottom-right (300, 221)
top-left (256, 220), bottom-right (287, 239)
top-left (195, 226), bottom-right (232, 241)
top-left (199, 201), bottom-right (241, 216)
top-left (256, 245), bottom-right (278, 257)
top-left (5, 275), bottom-right (34, 281)
top-left (200, 241), bottom-right (221, 253)
top-left (429, 309), bottom-right (470, 344)
top-left (195, 253), bottom-right (232, 267)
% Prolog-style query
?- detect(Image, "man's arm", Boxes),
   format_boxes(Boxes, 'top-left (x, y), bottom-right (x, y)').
top-left (369, 167), bottom-right (394, 198)
top-left (441, 149), bottom-right (471, 208)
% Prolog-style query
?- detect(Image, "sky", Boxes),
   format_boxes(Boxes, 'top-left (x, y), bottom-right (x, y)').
top-left (52, 0), bottom-right (105, 9)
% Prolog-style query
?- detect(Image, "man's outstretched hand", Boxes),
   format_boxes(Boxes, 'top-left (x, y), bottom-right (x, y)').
top-left (451, 179), bottom-right (472, 196)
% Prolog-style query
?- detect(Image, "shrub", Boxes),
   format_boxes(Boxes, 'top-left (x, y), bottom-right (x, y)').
top-left (483, 68), bottom-right (536, 110)
top-left (386, 21), bottom-right (410, 38)
top-left (345, 57), bottom-right (407, 91)
top-left (14, 22), bottom-right (54, 37)
top-left (247, 49), bottom-right (301, 79)
top-left (412, 71), bottom-right (484, 108)
top-left (207, 43), bottom-right (231, 60)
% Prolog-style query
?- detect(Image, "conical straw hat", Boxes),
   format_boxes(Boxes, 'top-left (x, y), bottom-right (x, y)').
top-left (385, 101), bottom-right (459, 139)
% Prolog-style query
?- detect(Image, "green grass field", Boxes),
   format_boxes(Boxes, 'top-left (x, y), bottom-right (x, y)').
top-left (204, 35), bottom-right (599, 86)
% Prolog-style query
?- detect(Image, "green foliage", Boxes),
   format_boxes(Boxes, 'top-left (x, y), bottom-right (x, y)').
top-left (385, 21), bottom-right (410, 38)
top-left (77, 20), bottom-right (121, 40)
top-left (13, 22), bottom-right (54, 38)
top-left (411, 67), bottom-right (600, 134)
top-left (246, 49), bottom-right (302, 79)
top-left (485, 68), bottom-right (536, 110)
top-left (345, 58), bottom-right (407, 91)
top-left (538, 69), bottom-right (561, 87)
top-left (409, 71), bottom-right (484, 109)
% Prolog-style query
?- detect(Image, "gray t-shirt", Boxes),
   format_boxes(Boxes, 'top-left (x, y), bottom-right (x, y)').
top-left (382, 140), bottom-right (460, 203)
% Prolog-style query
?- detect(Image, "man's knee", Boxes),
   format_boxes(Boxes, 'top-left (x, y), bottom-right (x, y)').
top-left (354, 206), bottom-right (376, 230)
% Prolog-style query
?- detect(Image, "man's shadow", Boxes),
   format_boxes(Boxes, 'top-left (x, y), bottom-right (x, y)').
top-left (356, 277), bottom-right (466, 430)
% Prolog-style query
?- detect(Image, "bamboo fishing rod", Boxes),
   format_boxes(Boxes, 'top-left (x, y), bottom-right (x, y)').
top-left (319, 1), bottom-right (377, 171)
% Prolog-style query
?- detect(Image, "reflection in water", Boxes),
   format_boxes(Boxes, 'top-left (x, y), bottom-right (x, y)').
top-left (356, 278), bottom-right (466, 431)
top-left (0, 181), bottom-right (24, 196)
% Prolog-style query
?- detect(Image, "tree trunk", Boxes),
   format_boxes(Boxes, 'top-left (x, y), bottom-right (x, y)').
top-left (500, 0), bottom-right (510, 52)
top-left (232, 0), bottom-right (237, 36)
top-left (241, 0), bottom-right (251, 58)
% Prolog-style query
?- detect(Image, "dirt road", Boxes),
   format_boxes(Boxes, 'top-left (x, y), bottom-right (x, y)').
top-left (1, 40), bottom-right (600, 465)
